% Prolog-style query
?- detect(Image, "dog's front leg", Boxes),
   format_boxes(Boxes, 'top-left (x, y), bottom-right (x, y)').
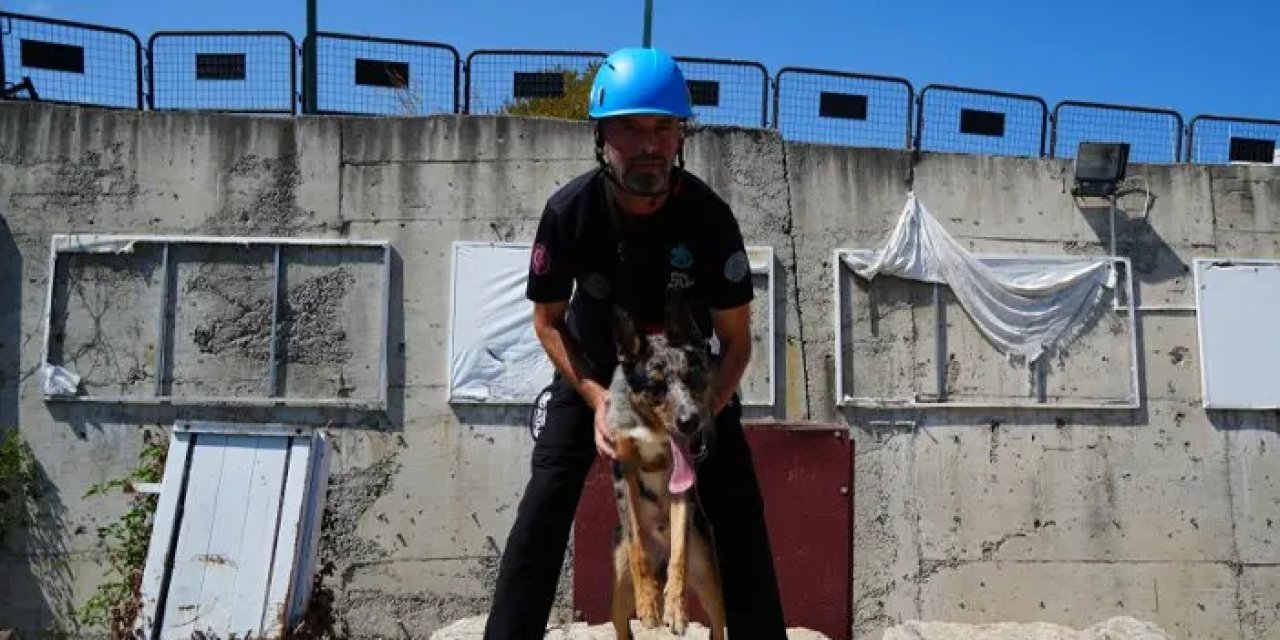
top-left (663, 492), bottom-right (690, 634)
top-left (616, 437), bottom-right (662, 628)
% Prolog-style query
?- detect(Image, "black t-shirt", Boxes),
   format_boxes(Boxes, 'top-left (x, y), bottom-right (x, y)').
top-left (526, 167), bottom-right (754, 383)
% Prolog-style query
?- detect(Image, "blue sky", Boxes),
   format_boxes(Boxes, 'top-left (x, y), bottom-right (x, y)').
top-left (14, 0), bottom-right (1279, 121)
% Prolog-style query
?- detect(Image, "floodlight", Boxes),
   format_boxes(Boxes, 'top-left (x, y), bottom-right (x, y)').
top-left (1072, 142), bottom-right (1130, 198)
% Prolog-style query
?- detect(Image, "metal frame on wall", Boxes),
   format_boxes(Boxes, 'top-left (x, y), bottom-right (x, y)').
top-left (832, 249), bottom-right (1140, 410)
top-left (40, 234), bottom-right (393, 410)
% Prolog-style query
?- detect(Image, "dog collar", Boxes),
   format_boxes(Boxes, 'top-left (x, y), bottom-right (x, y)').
top-left (637, 321), bottom-right (664, 335)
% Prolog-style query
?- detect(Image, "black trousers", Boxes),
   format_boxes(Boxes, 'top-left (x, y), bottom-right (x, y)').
top-left (484, 376), bottom-right (787, 639)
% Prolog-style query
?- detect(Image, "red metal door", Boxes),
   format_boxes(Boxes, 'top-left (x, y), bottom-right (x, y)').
top-left (572, 422), bottom-right (853, 639)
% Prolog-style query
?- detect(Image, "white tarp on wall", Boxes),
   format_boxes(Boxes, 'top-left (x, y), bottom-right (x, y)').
top-left (842, 193), bottom-right (1117, 365)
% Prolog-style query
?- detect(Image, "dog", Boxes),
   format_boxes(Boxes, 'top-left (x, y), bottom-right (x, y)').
top-left (605, 293), bottom-right (726, 639)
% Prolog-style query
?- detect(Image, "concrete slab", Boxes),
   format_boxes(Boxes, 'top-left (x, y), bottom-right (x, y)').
top-left (1238, 564), bottom-right (1280, 640)
top-left (1226, 422), bottom-right (1280, 564)
top-left (913, 405), bottom-right (1233, 564)
top-left (918, 560), bottom-right (1239, 640)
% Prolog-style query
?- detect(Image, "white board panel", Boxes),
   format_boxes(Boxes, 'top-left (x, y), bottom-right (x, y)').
top-left (448, 242), bottom-right (555, 404)
top-left (137, 424), bottom-right (329, 639)
top-left (263, 436), bottom-right (317, 628)
top-left (447, 241), bottom-right (778, 406)
top-left (1194, 259), bottom-right (1280, 409)
top-left (136, 432), bottom-right (193, 632)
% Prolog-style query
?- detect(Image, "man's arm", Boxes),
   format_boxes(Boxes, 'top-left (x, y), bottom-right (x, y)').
top-left (532, 300), bottom-right (608, 410)
top-left (709, 301), bottom-right (752, 415)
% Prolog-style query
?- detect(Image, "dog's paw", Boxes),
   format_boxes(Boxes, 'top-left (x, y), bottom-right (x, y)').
top-left (634, 581), bottom-right (661, 628)
top-left (662, 588), bottom-right (688, 635)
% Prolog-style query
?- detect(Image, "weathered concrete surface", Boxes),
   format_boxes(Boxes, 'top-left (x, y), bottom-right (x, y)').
top-left (881, 616), bottom-right (1172, 639)
top-left (429, 615), bottom-right (833, 639)
top-left (3, 102), bottom-right (1280, 640)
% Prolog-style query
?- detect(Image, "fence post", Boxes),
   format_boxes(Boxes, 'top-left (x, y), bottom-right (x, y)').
top-left (304, 0), bottom-right (317, 113)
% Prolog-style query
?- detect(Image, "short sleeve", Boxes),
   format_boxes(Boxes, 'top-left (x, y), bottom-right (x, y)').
top-left (699, 203), bottom-right (754, 310)
top-left (526, 203), bottom-right (575, 303)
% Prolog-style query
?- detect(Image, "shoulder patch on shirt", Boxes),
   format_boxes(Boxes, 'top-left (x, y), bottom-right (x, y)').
top-left (724, 250), bottom-right (750, 283)
top-left (531, 243), bottom-right (551, 275)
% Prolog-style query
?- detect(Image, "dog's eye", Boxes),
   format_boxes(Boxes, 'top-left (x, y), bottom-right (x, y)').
top-left (626, 370), bottom-right (648, 391)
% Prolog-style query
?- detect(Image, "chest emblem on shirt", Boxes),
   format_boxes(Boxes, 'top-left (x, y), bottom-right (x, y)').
top-left (583, 273), bottom-right (611, 299)
top-left (670, 243), bottom-right (693, 269)
top-left (668, 272), bottom-right (695, 290)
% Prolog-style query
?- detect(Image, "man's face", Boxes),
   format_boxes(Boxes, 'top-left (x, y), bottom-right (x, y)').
top-left (599, 115), bottom-right (683, 196)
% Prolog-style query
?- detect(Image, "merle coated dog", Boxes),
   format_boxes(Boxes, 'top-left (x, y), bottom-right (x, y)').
top-left (605, 293), bottom-right (725, 639)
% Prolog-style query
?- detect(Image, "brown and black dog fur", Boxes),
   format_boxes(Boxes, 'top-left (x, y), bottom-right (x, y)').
top-left (605, 294), bottom-right (726, 639)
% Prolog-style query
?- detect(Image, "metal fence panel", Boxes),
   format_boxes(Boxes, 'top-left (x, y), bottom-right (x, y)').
top-left (1050, 100), bottom-right (1184, 163)
top-left (148, 31), bottom-right (296, 113)
top-left (464, 49), bottom-right (605, 116)
top-left (1187, 115), bottom-right (1280, 164)
top-left (675, 56), bottom-right (768, 128)
top-left (773, 67), bottom-right (913, 149)
top-left (0, 11), bottom-right (142, 109)
top-left (310, 32), bottom-right (459, 116)
top-left (916, 84), bottom-right (1047, 157)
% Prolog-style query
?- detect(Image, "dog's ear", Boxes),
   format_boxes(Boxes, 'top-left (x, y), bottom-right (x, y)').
top-left (612, 305), bottom-right (647, 362)
top-left (664, 290), bottom-right (704, 346)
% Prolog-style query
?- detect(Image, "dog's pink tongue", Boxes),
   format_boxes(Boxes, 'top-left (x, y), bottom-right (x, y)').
top-left (669, 435), bottom-right (696, 494)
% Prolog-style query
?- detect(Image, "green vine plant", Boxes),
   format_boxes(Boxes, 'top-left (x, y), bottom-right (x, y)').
top-left (0, 427), bottom-right (36, 542)
top-left (79, 429), bottom-right (167, 639)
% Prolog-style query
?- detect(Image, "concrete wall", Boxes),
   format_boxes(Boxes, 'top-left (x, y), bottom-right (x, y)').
top-left (1, 101), bottom-right (1278, 639)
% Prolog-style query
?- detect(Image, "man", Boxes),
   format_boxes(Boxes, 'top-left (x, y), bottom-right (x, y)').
top-left (484, 47), bottom-right (786, 639)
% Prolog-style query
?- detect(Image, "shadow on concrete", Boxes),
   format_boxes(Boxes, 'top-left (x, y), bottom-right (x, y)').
top-left (1206, 410), bottom-right (1280, 433)
top-left (1, 215), bottom-right (19, 430)
top-left (1, 449), bottom-right (79, 637)
top-left (1077, 192), bottom-right (1190, 286)
top-left (448, 404), bottom-right (537, 431)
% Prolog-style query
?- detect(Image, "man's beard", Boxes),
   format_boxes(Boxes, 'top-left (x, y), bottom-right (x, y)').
top-left (618, 156), bottom-right (671, 196)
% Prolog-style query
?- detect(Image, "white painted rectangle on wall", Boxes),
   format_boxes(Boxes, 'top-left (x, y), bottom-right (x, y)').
top-left (1194, 259), bottom-right (1280, 409)
top-left (447, 241), bottom-right (777, 406)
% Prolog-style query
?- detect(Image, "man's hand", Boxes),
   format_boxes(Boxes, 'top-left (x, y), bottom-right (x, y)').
top-left (593, 396), bottom-right (616, 459)
top-left (578, 381), bottom-right (615, 459)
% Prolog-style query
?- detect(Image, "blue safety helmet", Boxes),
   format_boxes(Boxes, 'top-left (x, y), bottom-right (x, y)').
top-left (588, 47), bottom-right (693, 120)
